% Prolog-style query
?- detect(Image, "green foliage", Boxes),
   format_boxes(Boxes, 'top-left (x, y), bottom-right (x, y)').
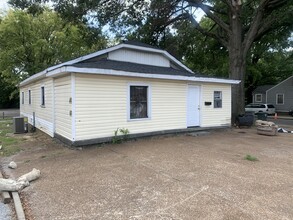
top-left (0, 118), bottom-right (20, 157)
top-left (0, 9), bottom-right (106, 104)
top-left (6, 0), bottom-right (293, 114)
top-left (112, 128), bottom-right (130, 144)
top-left (244, 154), bottom-right (259, 162)
top-left (0, 73), bottom-right (19, 108)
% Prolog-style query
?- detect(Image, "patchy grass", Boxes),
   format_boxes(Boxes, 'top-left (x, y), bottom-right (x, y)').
top-left (245, 154), bottom-right (259, 162)
top-left (0, 118), bottom-right (20, 157)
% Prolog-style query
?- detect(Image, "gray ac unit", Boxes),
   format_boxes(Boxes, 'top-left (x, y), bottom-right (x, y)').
top-left (13, 116), bottom-right (27, 134)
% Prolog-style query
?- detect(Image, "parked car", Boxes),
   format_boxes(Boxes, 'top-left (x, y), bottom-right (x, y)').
top-left (245, 103), bottom-right (275, 115)
top-left (289, 109), bottom-right (293, 116)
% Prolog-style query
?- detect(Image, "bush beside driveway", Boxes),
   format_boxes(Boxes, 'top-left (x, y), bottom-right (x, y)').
top-left (2, 127), bottom-right (293, 220)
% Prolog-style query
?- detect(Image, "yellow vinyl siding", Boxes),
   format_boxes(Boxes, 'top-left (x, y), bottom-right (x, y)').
top-left (54, 76), bottom-right (72, 140)
top-left (19, 78), bottom-right (54, 136)
top-left (201, 83), bottom-right (232, 127)
top-left (75, 74), bottom-right (186, 140)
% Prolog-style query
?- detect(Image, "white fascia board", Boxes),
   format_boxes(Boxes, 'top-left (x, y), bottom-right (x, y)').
top-left (120, 44), bottom-right (194, 73)
top-left (19, 70), bottom-right (47, 87)
top-left (19, 44), bottom-right (124, 86)
top-left (19, 43), bottom-right (194, 86)
top-left (46, 66), bottom-right (240, 85)
top-left (46, 44), bottom-right (124, 71)
top-left (45, 43), bottom-right (193, 74)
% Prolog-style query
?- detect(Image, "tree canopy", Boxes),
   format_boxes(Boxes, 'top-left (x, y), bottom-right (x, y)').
top-left (0, 9), bottom-right (106, 107)
top-left (3, 0), bottom-right (293, 117)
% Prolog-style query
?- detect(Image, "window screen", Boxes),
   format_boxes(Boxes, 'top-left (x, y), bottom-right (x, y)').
top-left (214, 91), bottom-right (222, 108)
top-left (130, 86), bottom-right (148, 119)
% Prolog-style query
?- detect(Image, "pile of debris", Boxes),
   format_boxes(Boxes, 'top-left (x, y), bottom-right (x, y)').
top-left (255, 120), bottom-right (278, 136)
top-left (1, 161), bottom-right (40, 208)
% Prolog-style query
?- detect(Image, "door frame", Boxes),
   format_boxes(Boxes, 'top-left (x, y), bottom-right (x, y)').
top-left (186, 84), bottom-right (201, 127)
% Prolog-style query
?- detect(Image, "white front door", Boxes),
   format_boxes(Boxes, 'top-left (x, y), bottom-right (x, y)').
top-left (187, 85), bottom-right (200, 127)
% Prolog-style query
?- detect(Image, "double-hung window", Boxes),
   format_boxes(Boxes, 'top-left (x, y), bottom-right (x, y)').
top-left (214, 91), bottom-right (222, 108)
top-left (129, 85), bottom-right (150, 120)
top-left (28, 90), bottom-right (31, 105)
top-left (255, 94), bottom-right (262, 102)
top-left (276, 93), bottom-right (284, 105)
top-left (22, 92), bottom-right (24, 104)
top-left (41, 86), bottom-right (45, 106)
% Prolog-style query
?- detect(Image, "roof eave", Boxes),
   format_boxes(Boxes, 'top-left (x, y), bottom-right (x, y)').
top-left (19, 43), bottom-right (196, 86)
top-left (45, 66), bottom-right (240, 85)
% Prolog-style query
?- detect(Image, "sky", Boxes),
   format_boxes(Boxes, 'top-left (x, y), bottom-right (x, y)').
top-left (0, 0), bottom-right (9, 13)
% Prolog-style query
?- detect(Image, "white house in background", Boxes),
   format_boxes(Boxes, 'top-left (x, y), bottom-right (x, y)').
top-left (19, 41), bottom-right (240, 146)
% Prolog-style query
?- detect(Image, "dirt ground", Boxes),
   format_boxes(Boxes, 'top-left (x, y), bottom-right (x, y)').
top-left (2, 124), bottom-right (293, 220)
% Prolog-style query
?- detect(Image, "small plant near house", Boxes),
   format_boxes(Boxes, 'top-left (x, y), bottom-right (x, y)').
top-left (244, 154), bottom-right (259, 162)
top-left (112, 128), bottom-right (130, 144)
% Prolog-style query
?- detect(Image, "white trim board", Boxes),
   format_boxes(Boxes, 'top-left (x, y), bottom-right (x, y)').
top-left (20, 43), bottom-right (195, 86)
top-left (71, 73), bottom-right (76, 141)
top-left (21, 112), bottom-right (54, 137)
top-left (45, 66), bottom-right (240, 85)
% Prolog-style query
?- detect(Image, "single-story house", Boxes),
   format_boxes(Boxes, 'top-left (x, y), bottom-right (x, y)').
top-left (252, 75), bottom-right (293, 112)
top-left (19, 41), bottom-right (240, 146)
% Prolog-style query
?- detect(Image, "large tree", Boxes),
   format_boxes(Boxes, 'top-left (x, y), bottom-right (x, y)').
top-left (117, 0), bottom-right (293, 120)
top-left (8, 0), bottom-right (293, 120)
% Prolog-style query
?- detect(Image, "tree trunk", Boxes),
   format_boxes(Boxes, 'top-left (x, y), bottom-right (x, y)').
top-left (228, 8), bottom-right (246, 124)
top-left (229, 53), bottom-right (246, 124)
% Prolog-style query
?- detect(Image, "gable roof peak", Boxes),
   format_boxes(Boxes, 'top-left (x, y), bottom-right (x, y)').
top-left (121, 40), bottom-right (161, 50)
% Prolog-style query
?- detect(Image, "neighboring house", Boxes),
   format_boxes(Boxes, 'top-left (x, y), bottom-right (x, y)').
top-left (19, 41), bottom-right (239, 146)
top-left (252, 85), bottom-right (274, 103)
top-left (252, 75), bottom-right (293, 112)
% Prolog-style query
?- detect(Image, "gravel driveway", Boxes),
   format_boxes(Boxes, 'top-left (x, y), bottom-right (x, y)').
top-left (3, 126), bottom-right (293, 220)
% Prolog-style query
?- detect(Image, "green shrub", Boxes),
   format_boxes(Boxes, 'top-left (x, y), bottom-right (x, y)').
top-left (245, 154), bottom-right (259, 162)
top-left (112, 128), bottom-right (130, 144)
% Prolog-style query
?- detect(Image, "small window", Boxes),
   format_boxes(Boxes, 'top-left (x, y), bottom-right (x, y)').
top-left (214, 91), bottom-right (222, 108)
top-left (41, 86), bottom-right (45, 106)
top-left (22, 92), bottom-right (24, 104)
top-left (129, 85), bottom-right (149, 119)
top-left (28, 90), bottom-right (31, 105)
top-left (276, 94), bottom-right (284, 105)
top-left (255, 94), bottom-right (262, 102)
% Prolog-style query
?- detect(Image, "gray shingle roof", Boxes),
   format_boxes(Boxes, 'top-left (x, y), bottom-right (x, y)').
top-left (71, 59), bottom-right (203, 77)
top-left (253, 85), bottom-right (275, 93)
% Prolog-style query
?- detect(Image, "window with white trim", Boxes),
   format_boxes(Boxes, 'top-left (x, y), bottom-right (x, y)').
top-left (129, 85), bottom-right (149, 119)
top-left (21, 92), bottom-right (24, 104)
top-left (214, 91), bottom-right (222, 108)
top-left (28, 90), bottom-right (31, 105)
top-left (41, 86), bottom-right (45, 106)
top-left (255, 94), bottom-right (262, 102)
top-left (276, 93), bottom-right (284, 105)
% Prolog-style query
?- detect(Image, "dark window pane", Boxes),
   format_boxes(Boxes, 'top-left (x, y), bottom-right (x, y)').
top-left (277, 94), bottom-right (283, 104)
top-left (41, 87), bottom-right (45, 106)
top-left (29, 90), bottom-right (31, 105)
top-left (130, 86), bottom-right (148, 119)
top-left (214, 91), bottom-right (222, 108)
top-left (22, 92), bottom-right (24, 104)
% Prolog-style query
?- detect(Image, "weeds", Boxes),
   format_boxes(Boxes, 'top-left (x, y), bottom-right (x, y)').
top-left (112, 128), bottom-right (130, 144)
top-left (245, 154), bottom-right (259, 162)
